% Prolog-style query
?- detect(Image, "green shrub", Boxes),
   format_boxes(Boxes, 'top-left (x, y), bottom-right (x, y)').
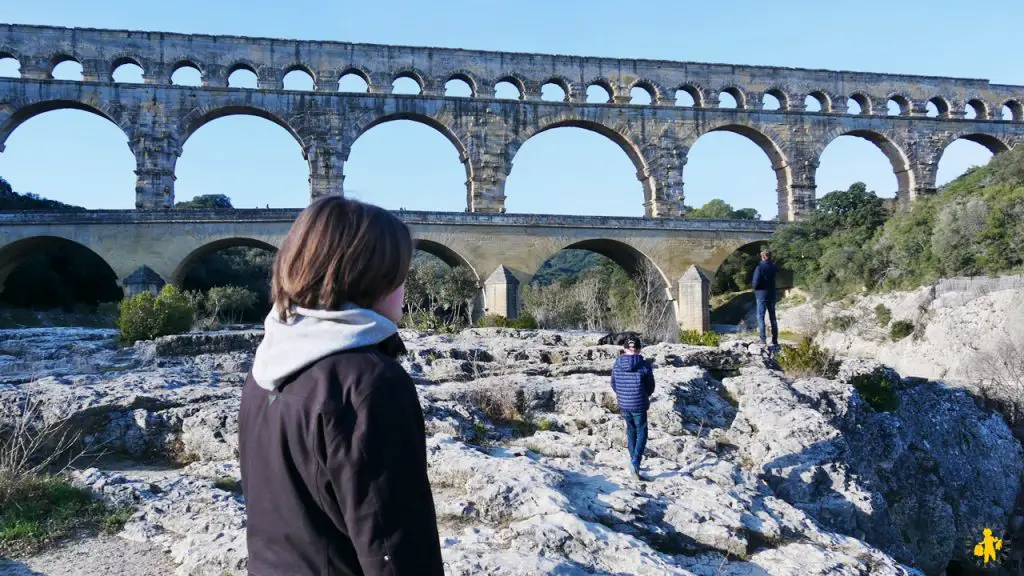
top-left (889, 320), bottom-right (914, 341)
top-left (117, 285), bottom-right (195, 344)
top-left (205, 286), bottom-right (258, 323)
top-left (850, 371), bottom-right (900, 412)
top-left (678, 329), bottom-right (721, 346)
top-left (825, 315), bottom-right (856, 332)
top-left (874, 304), bottom-right (892, 327)
top-left (476, 312), bottom-right (538, 330)
top-left (776, 337), bottom-right (840, 379)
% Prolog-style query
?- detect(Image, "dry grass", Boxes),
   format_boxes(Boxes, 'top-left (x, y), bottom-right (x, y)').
top-left (0, 393), bottom-right (83, 503)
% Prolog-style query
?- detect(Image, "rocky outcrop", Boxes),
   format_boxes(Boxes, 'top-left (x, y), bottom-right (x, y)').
top-left (5, 326), bottom-right (1021, 575)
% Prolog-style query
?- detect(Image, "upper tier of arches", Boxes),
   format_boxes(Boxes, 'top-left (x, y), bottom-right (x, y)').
top-left (0, 24), bottom-right (1020, 122)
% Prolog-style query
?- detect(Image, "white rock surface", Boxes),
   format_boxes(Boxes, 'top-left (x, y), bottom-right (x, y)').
top-left (4, 326), bottom-right (1019, 575)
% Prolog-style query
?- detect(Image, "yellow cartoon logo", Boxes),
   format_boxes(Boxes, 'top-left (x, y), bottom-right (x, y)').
top-left (973, 528), bottom-right (1003, 566)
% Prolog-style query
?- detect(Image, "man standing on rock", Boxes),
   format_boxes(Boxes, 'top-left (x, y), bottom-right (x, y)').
top-left (752, 246), bottom-right (779, 350)
top-left (610, 335), bottom-right (655, 480)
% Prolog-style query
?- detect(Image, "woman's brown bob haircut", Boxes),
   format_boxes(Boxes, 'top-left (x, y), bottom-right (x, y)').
top-left (270, 196), bottom-right (413, 320)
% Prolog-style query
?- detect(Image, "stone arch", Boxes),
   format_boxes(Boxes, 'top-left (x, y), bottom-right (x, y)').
top-left (444, 70), bottom-right (479, 97)
top-left (414, 239), bottom-right (478, 278)
top-left (170, 58), bottom-right (205, 82)
top-left (0, 46), bottom-right (24, 66)
top-left (350, 111), bottom-right (473, 208)
top-left (586, 77), bottom-right (615, 103)
top-left (178, 104), bottom-right (305, 150)
top-left (936, 131), bottom-right (1011, 156)
top-left (337, 66), bottom-right (372, 92)
top-left (226, 60), bottom-right (262, 87)
top-left (47, 53), bottom-right (83, 79)
top-left (282, 63), bottom-right (317, 88)
top-left (1002, 100), bottom-right (1023, 121)
top-left (540, 77), bottom-right (572, 101)
top-left (806, 90), bottom-right (832, 113)
top-left (0, 98), bottom-right (132, 151)
top-left (763, 87), bottom-right (789, 110)
top-left (928, 96), bottom-right (951, 118)
top-left (965, 98), bottom-right (989, 119)
top-left (887, 92), bottom-right (911, 116)
top-left (513, 115), bottom-right (650, 208)
top-left (493, 74), bottom-right (526, 100)
top-left (630, 79), bottom-right (663, 104)
top-left (848, 93), bottom-right (872, 115)
top-left (816, 127), bottom-right (914, 202)
top-left (171, 237), bottom-right (278, 285)
top-left (718, 86), bottom-right (747, 109)
top-left (675, 84), bottom-right (704, 107)
top-left (690, 120), bottom-right (792, 218)
top-left (391, 68), bottom-right (427, 93)
top-left (0, 235), bottom-right (121, 299)
top-left (109, 54), bottom-right (147, 80)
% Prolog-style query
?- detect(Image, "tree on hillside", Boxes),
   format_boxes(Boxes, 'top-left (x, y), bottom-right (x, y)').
top-left (175, 194), bottom-right (234, 210)
top-left (0, 177), bottom-right (85, 212)
top-left (687, 199), bottom-right (761, 220)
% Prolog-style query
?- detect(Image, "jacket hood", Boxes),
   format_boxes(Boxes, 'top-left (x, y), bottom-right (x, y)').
top-left (251, 303), bottom-right (399, 391)
top-left (614, 353), bottom-right (647, 372)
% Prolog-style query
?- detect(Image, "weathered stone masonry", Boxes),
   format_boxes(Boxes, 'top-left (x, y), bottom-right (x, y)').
top-left (1, 24), bottom-right (1022, 220)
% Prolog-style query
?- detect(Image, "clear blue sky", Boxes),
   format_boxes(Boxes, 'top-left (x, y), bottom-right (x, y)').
top-left (0, 0), bottom-right (1017, 219)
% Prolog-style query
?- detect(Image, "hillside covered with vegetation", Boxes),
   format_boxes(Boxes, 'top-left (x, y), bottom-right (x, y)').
top-left (772, 146), bottom-right (1024, 300)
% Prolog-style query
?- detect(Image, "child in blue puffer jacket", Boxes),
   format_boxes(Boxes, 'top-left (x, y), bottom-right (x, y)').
top-left (610, 334), bottom-right (655, 479)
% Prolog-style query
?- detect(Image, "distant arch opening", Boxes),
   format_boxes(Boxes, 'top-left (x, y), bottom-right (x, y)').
top-left (541, 80), bottom-right (568, 102)
top-left (817, 132), bottom-right (904, 201)
top-left (171, 63), bottom-right (202, 86)
top-left (0, 56), bottom-right (21, 78)
top-left (806, 92), bottom-right (829, 112)
top-left (445, 77), bottom-right (473, 97)
top-left (719, 89), bottom-right (741, 109)
top-left (675, 87), bottom-right (698, 107)
top-left (177, 112), bottom-right (308, 208)
top-left (847, 94), bottom-right (870, 115)
top-left (0, 107), bottom-right (135, 208)
top-left (505, 124), bottom-right (645, 216)
top-left (587, 83), bottom-right (613, 103)
top-left (761, 92), bottom-right (782, 111)
top-left (405, 244), bottom-right (480, 328)
top-left (338, 71), bottom-right (369, 92)
top-left (708, 241), bottom-right (768, 326)
top-left (0, 237), bottom-right (122, 314)
top-left (228, 66), bottom-right (258, 89)
top-left (527, 241), bottom-right (674, 339)
top-left (178, 239), bottom-right (277, 324)
top-left (966, 99), bottom-right (987, 120)
top-left (392, 75), bottom-right (422, 95)
top-left (937, 136), bottom-right (1004, 186)
top-left (494, 79), bottom-right (522, 100)
top-left (928, 97), bottom-right (949, 118)
top-left (112, 60), bottom-right (144, 83)
top-left (630, 86), bottom-right (654, 105)
top-left (345, 117), bottom-right (467, 211)
top-left (887, 96), bottom-right (909, 116)
top-left (686, 127), bottom-right (783, 221)
top-left (283, 68), bottom-right (314, 91)
top-left (51, 58), bottom-right (83, 81)
top-left (1002, 101), bottom-right (1022, 121)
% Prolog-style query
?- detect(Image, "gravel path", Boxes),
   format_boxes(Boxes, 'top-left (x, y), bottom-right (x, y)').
top-left (0, 535), bottom-right (176, 576)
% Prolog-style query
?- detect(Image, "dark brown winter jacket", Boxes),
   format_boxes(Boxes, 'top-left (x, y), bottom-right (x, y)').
top-left (238, 332), bottom-right (444, 576)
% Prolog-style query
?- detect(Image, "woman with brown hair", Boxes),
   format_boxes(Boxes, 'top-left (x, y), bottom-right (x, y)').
top-left (238, 196), bottom-right (444, 576)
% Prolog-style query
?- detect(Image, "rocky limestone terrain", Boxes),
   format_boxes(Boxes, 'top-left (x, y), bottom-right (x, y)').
top-left (0, 326), bottom-right (1021, 576)
top-left (775, 282), bottom-right (1024, 385)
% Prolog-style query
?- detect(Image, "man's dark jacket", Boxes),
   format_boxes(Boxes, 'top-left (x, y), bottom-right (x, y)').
top-left (752, 260), bottom-right (778, 298)
top-left (238, 334), bottom-right (444, 576)
top-left (611, 353), bottom-right (656, 412)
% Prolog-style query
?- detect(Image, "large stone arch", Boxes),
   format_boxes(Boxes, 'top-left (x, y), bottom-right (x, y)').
top-left (687, 120), bottom-right (792, 220)
top-left (0, 235), bottom-right (121, 297)
top-left (348, 111), bottom-right (474, 210)
top-left (815, 127), bottom-right (915, 204)
top-left (935, 131), bottom-right (1012, 156)
top-left (414, 239), bottom-right (478, 278)
top-left (171, 237), bottom-right (279, 285)
top-left (0, 97), bottom-right (133, 151)
top-left (177, 103), bottom-right (305, 149)
top-left (511, 115), bottom-right (651, 211)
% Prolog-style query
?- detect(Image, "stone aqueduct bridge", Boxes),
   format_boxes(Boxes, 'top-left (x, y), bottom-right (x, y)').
top-left (1, 24), bottom-right (1024, 219)
top-left (0, 210), bottom-right (775, 327)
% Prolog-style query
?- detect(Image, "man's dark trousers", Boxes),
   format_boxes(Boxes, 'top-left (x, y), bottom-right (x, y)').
top-left (621, 410), bottom-right (648, 470)
top-left (755, 290), bottom-right (778, 346)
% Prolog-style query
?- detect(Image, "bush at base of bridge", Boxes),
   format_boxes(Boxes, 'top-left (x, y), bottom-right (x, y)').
top-left (476, 312), bottom-right (538, 330)
top-left (117, 285), bottom-right (195, 344)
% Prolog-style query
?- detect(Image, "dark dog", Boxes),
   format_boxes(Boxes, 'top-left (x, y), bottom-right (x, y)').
top-left (597, 331), bottom-right (642, 346)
